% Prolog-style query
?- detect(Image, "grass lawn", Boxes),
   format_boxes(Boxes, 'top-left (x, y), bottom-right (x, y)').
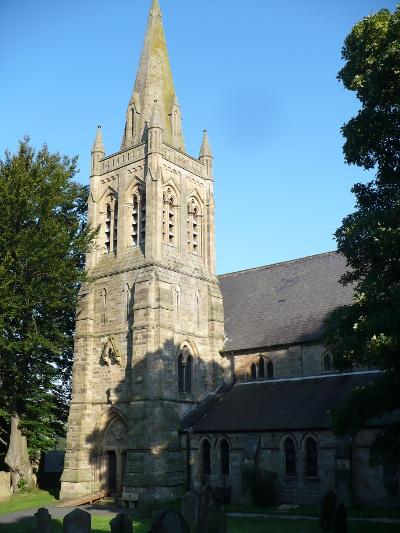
top-left (0, 516), bottom-right (399, 533)
top-left (0, 516), bottom-right (151, 533)
top-left (226, 503), bottom-right (400, 519)
top-left (0, 488), bottom-right (57, 516)
top-left (227, 517), bottom-right (400, 532)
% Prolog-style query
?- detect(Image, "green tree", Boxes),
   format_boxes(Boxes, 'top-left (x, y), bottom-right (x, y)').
top-left (324, 6), bottom-right (400, 462)
top-left (0, 138), bottom-right (96, 488)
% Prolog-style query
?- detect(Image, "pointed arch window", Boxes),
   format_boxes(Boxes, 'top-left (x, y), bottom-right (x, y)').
top-left (305, 437), bottom-right (318, 477)
top-left (258, 356), bottom-right (265, 379)
top-left (220, 438), bottom-right (230, 476)
top-left (105, 204), bottom-right (111, 254)
top-left (323, 354), bottom-right (332, 373)
top-left (103, 195), bottom-right (118, 255)
top-left (267, 360), bottom-right (274, 379)
top-left (131, 187), bottom-right (146, 247)
top-left (187, 197), bottom-right (202, 256)
top-left (163, 188), bottom-right (177, 247)
top-left (284, 437), bottom-right (296, 476)
top-left (113, 200), bottom-right (118, 253)
top-left (250, 363), bottom-right (257, 380)
top-left (201, 439), bottom-right (211, 476)
top-left (125, 284), bottom-right (131, 321)
top-left (177, 346), bottom-right (193, 394)
top-left (101, 288), bottom-right (107, 326)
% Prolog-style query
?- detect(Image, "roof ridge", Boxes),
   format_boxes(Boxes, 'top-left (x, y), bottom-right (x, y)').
top-left (218, 251), bottom-right (339, 278)
top-left (235, 369), bottom-right (382, 386)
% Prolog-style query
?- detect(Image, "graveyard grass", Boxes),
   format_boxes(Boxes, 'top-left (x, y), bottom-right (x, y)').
top-left (0, 488), bottom-right (57, 515)
top-left (0, 515), bottom-right (399, 532)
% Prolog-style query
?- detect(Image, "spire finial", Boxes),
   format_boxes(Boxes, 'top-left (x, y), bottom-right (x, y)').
top-left (92, 124), bottom-right (105, 154)
top-left (199, 129), bottom-right (213, 158)
top-left (121, 0), bottom-right (185, 151)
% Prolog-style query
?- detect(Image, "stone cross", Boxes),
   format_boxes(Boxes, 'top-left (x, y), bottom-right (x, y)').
top-left (110, 512), bottom-right (133, 533)
top-left (148, 510), bottom-right (190, 532)
top-left (34, 508), bottom-right (52, 533)
top-left (63, 508), bottom-right (91, 533)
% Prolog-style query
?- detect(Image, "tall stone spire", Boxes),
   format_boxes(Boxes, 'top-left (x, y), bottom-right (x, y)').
top-left (121, 0), bottom-right (184, 151)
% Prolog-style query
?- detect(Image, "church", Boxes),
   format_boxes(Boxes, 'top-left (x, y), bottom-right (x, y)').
top-left (60, 0), bottom-right (397, 507)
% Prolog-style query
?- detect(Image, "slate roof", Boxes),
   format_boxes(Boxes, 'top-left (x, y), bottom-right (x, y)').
top-left (182, 372), bottom-right (382, 433)
top-left (218, 251), bottom-right (354, 352)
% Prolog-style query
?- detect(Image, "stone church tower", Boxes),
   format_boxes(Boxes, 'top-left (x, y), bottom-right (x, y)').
top-left (60, 0), bottom-right (227, 502)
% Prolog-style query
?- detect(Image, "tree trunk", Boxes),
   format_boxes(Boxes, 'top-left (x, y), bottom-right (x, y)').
top-left (4, 415), bottom-right (34, 493)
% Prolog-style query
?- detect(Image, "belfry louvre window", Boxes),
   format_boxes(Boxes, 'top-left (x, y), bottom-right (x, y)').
top-left (105, 204), bottom-right (111, 253)
top-left (163, 190), bottom-right (176, 246)
top-left (305, 437), bottom-right (318, 477)
top-left (131, 190), bottom-right (146, 246)
top-left (104, 198), bottom-right (118, 254)
top-left (187, 198), bottom-right (202, 256)
top-left (284, 438), bottom-right (296, 476)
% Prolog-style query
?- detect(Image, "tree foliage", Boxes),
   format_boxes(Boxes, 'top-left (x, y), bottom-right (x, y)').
top-left (324, 6), bottom-right (400, 462)
top-left (0, 138), bottom-right (95, 460)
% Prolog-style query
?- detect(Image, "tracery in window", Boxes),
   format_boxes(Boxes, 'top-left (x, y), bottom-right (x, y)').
top-left (284, 437), bottom-right (296, 476)
top-left (187, 197), bottom-right (202, 256)
top-left (162, 188), bottom-right (177, 246)
top-left (305, 437), bottom-right (318, 477)
top-left (130, 186), bottom-right (146, 247)
top-left (177, 345), bottom-right (193, 394)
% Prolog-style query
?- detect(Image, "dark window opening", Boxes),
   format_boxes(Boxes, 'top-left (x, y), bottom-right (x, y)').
top-left (323, 354), bottom-right (332, 372)
top-left (178, 353), bottom-right (184, 393)
top-left (267, 360), bottom-right (274, 379)
top-left (258, 356), bottom-right (265, 379)
top-left (250, 363), bottom-right (256, 380)
top-left (201, 440), bottom-right (211, 476)
top-left (285, 438), bottom-right (296, 476)
top-left (221, 439), bottom-right (230, 476)
top-left (305, 437), bottom-right (318, 477)
top-left (186, 355), bottom-right (193, 393)
top-left (178, 348), bottom-right (193, 394)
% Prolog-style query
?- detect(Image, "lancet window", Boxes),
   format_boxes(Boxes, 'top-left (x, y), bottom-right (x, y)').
top-left (177, 345), bottom-right (193, 394)
top-left (220, 438), bottom-right (230, 476)
top-left (284, 437), bottom-right (296, 476)
top-left (103, 195), bottom-right (118, 255)
top-left (162, 188), bottom-right (177, 246)
top-left (187, 197), bottom-right (202, 256)
top-left (201, 439), bottom-right (211, 477)
top-left (130, 186), bottom-right (146, 247)
top-left (305, 437), bottom-right (318, 477)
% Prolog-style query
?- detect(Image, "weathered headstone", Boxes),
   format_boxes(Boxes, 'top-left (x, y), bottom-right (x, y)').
top-left (34, 507), bottom-right (52, 533)
top-left (181, 491), bottom-right (197, 531)
top-left (333, 503), bottom-right (348, 533)
top-left (0, 472), bottom-right (11, 499)
top-left (202, 504), bottom-right (226, 533)
top-left (148, 510), bottom-right (189, 533)
top-left (63, 508), bottom-right (91, 533)
top-left (110, 512), bottom-right (133, 533)
top-left (319, 490), bottom-right (337, 532)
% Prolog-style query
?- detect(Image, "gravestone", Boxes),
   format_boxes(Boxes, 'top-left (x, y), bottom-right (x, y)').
top-left (201, 504), bottom-right (226, 533)
top-left (63, 508), bottom-right (91, 533)
top-left (110, 512), bottom-right (133, 533)
top-left (0, 472), bottom-right (11, 499)
top-left (34, 507), bottom-right (52, 533)
top-left (319, 490), bottom-right (337, 532)
top-left (181, 491), bottom-right (197, 531)
top-left (333, 503), bottom-right (348, 533)
top-left (148, 510), bottom-right (189, 533)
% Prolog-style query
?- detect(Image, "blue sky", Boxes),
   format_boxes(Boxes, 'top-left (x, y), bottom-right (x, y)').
top-left (0, 0), bottom-right (397, 274)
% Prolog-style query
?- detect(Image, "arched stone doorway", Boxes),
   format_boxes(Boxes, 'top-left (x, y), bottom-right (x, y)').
top-left (93, 411), bottom-right (127, 496)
